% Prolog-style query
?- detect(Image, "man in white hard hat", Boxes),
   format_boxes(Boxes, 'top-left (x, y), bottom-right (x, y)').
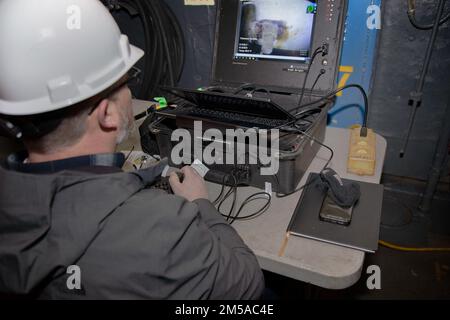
top-left (0, 0), bottom-right (264, 299)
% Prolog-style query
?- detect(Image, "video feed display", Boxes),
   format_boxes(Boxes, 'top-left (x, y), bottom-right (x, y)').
top-left (234, 0), bottom-right (317, 62)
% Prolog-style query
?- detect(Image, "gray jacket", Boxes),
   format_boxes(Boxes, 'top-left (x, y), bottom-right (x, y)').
top-left (0, 156), bottom-right (264, 299)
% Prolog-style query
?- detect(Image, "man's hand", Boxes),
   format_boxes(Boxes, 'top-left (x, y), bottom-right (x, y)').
top-left (169, 166), bottom-right (209, 202)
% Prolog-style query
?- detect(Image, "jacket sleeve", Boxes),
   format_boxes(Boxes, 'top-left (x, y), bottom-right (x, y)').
top-left (193, 199), bottom-right (259, 253)
top-left (156, 195), bottom-right (265, 300)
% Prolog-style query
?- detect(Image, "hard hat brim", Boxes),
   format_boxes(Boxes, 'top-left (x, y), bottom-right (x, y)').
top-left (0, 45), bottom-right (144, 116)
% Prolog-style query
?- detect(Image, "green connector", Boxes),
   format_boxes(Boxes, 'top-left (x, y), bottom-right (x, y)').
top-left (153, 97), bottom-right (168, 109)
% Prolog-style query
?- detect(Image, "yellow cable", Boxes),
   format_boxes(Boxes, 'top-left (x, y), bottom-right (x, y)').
top-left (379, 240), bottom-right (450, 252)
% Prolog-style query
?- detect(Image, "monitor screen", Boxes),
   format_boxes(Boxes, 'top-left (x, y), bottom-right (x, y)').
top-left (234, 0), bottom-right (317, 62)
top-left (213, 0), bottom-right (346, 93)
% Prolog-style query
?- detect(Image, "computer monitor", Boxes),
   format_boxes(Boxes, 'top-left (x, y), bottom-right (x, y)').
top-left (234, 0), bottom-right (317, 63)
top-left (212, 0), bottom-right (347, 94)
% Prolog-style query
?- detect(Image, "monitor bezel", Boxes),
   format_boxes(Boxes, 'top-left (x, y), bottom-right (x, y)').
top-left (212, 0), bottom-right (348, 95)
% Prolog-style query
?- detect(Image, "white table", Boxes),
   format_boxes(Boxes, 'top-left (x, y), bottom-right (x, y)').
top-left (129, 100), bottom-right (387, 290)
top-left (205, 127), bottom-right (387, 289)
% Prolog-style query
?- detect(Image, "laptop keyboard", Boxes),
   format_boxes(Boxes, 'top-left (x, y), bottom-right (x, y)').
top-left (179, 107), bottom-right (289, 128)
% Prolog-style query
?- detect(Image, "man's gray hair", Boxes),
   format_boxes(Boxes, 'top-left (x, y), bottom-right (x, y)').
top-left (24, 78), bottom-right (125, 154)
top-left (26, 105), bottom-right (91, 154)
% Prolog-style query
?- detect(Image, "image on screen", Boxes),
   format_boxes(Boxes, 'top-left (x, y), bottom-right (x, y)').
top-left (234, 0), bottom-right (317, 62)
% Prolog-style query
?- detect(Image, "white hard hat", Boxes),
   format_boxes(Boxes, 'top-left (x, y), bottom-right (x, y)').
top-left (0, 0), bottom-right (144, 116)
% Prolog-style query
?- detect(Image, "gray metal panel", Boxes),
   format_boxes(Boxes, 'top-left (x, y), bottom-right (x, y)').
top-left (369, 0), bottom-right (450, 180)
top-left (379, 135), bottom-right (439, 180)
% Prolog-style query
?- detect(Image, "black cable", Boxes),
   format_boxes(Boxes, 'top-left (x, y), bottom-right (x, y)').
top-left (219, 187), bottom-right (235, 218)
top-left (309, 69), bottom-right (326, 97)
top-left (298, 129), bottom-right (334, 171)
top-left (229, 192), bottom-right (272, 225)
top-left (297, 47), bottom-right (324, 109)
top-left (217, 174), bottom-right (238, 222)
top-left (107, 0), bottom-right (185, 100)
top-left (292, 84), bottom-right (367, 119)
top-left (224, 186), bottom-right (238, 222)
top-left (133, 0), bottom-right (158, 98)
top-left (149, 1), bottom-right (174, 86)
top-left (217, 133), bottom-right (331, 222)
top-left (247, 87), bottom-right (272, 100)
top-left (295, 106), bottom-right (322, 118)
top-left (204, 86), bottom-right (227, 93)
top-left (407, 0), bottom-right (450, 30)
top-left (288, 84), bottom-right (370, 137)
top-left (213, 174), bottom-right (230, 205)
top-left (275, 130), bottom-right (334, 198)
top-left (274, 174), bottom-right (316, 198)
top-left (233, 83), bottom-right (257, 94)
top-left (274, 108), bottom-right (321, 134)
top-left (213, 170), bottom-right (272, 224)
top-left (213, 186), bottom-right (226, 206)
top-left (232, 83), bottom-right (274, 100)
top-left (162, 1), bottom-right (185, 83)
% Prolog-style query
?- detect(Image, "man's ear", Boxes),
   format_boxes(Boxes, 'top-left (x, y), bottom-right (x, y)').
top-left (94, 98), bottom-right (120, 130)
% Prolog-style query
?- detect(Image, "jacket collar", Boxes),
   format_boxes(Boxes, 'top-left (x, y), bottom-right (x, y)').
top-left (5, 151), bottom-right (125, 174)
